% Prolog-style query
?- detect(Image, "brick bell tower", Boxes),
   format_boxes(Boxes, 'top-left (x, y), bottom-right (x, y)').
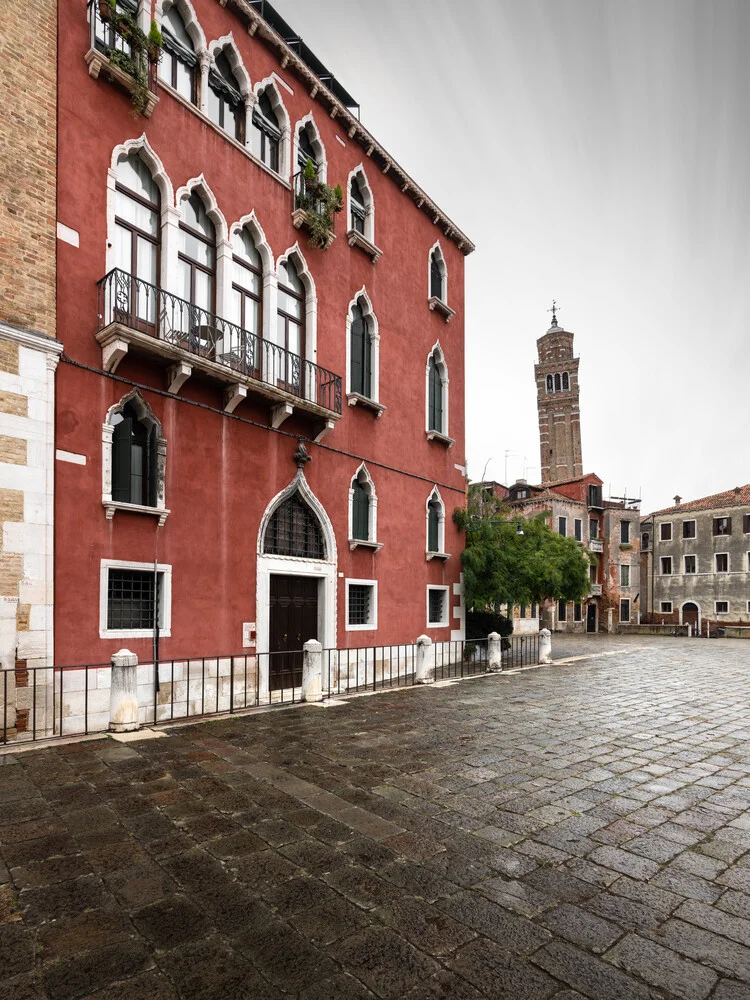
top-left (535, 302), bottom-right (583, 484)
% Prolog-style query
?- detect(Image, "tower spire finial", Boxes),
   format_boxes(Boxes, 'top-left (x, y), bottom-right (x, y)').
top-left (548, 299), bottom-right (560, 327)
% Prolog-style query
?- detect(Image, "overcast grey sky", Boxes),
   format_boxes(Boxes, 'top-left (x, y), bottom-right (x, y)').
top-left (279, 0), bottom-right (750, 514)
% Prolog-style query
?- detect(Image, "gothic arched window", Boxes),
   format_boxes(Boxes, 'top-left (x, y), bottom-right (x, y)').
top-left (562, 372), bottom-right (570, 391)
top-left (208, 50), bottom-right (244, 141)
top-left (264, 490), bottom-right (325, 559)
top-left (159, 6), bottom-right (197, 104)
top-left (546, 374), bottom-right (553, 392)
top-left (554, 372), bottom-right (562, 392)
top-left (252, 90), bottom-right (281, 172)
top-left (350, 301), bottom-right (372, 399)
top-left (111, 402), bottom-right (157, 506)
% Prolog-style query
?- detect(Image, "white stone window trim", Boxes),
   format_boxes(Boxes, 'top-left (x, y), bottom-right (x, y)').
top-left (251, 76), bottom-right (292, 179)
top-left (345, 165), bottom-right (382, 262)
top-left (345, 578), bottom-right (378, 632)
top-left (425, 341), bottom-right (453, 446)
top-left (102, 389), bottom-right (169, 525)
top-left (345, 287), bottom-right (382, 414)
top-left (425, 486), bottom-right (449, 561)
top-left (154, 0), bottom-right (207, 109)
top-left (106, 135), bottom-right (175, 284)
top-left (715, 552), bottom-right (730, 573)
top-left (681, 518), bottom-right (697, 539)
top-left (292, 112), bottom-right (327, 183)
top-left (427, 241), bottom-right (454, 321)
top-left (99, 559), bottom-right (172, 639)
top-left (659, 521), bottom-right (673, 541)
top-left (275, 243), bottom-right (318, 378)
top-left (426, 585), bottom-right (451, 628)
top-left (683, 554), bottom-right (698, 573)
top-left (620, 563), bottom-right (630, 587)
top-left (206, 33), bottom-right (253, 137)
top-left (619, 598), bottom-right (631, 623)
top-left (660, 601), bottom-right (673, 613)
top-left (348, 463), bottom-right (382, 552)
top-left (715, 600), bottom-right (730, 616)
top-left (660, 556), bottom-right (673, 575)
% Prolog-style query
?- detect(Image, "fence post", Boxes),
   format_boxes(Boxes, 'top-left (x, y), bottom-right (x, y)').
top-left (415, 634), bottom-right (433, 684)
top-left (302, 639), bottom-right (323, 702)
top-left (487, 632), bottom-right (503, 672)
top-left (109, 649), bottom-right (140, 732)
top-left (538, 629), bottom-right (552, 665)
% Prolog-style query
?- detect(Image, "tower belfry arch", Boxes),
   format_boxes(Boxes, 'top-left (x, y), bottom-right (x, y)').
top-left (534, 305), bottom-right (583, 483)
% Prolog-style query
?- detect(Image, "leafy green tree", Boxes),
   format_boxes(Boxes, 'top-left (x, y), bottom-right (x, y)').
top-left (454, 486), bottom-right (590, 612)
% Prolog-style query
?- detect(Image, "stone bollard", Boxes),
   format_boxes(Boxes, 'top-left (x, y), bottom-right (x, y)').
top-left (538, 629), bottom-right (552, 665)
top-left (487, 632), bottom-right (503, 672)
top-left (415, 634), bottom-right (434, 684)
top-left (302, 639), bottom-right (323, 702)
top-left (109, 649), bottom-right (140, 732)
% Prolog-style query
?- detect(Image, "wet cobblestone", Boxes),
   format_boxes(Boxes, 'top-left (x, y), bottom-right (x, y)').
top-left (2, 634), bottom-right (750, 997)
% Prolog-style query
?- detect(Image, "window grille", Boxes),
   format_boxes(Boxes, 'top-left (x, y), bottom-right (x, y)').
top-left (428, 589), bottom-right (446, 624)
top-left (348, 585), bottom-right (372, 626)
top-left (264, 491), bottom-right (325, 559)
top-left (107, 570), bottom-right (155, 630)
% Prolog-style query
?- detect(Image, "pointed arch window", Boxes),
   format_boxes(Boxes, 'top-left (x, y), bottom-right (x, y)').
top-left (207, 51), bottom-right (244, 141)
top-left (114, 152), bottom-right (160, 328)
top-left (428, 353), bottom-right (444, 433)
top-left (111, 403), bottom-right (157, 506)
top-left (251, 90), bottom-right (281, 172)
top-left (350, 302), bottom-right (372, 399)
top-left (562, 372), bottom-right (570, 391)
top-left (554, 372), bottom-right (562, 392)
top-left (350, 175), bottom-right (366, 235)
top-left (426, 489), bottom-right (447, 558)
top-left (297, 123), bottom-right (318, 172)
top-left (159, 6), bottom-right (197, 103)
top-left (348, 466), bottom-right (380, 549)
top-left (277, 258), bottom-right (305, 391)
top-left (430, 250), bottom-right (444, 301)
top-left (546, 374), bottom-right (553, 392)
top-left (226, 227), bottom-right (262, 372)
top-left (352, 479), bottom-right (370, 541)
top-left (179, 193), bottom-right (215, 313)
top-left (264, 490), bottom-right (325, 559)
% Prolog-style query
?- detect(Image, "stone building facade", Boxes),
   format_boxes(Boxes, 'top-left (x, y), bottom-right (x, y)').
top-left (0, 0), bottom-right (62, 735)
top-left (535, 308), bottom-right (583, 484)
top-left (641, 486), bottom-right (750, 633)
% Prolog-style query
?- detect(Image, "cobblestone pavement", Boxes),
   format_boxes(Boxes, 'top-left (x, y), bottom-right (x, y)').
top-left (2, 635), bottom-right (750, 999)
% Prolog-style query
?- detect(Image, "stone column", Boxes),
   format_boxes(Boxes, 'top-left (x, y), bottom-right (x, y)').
top-left (415, 634), bottom-right (433, 684)
top-left (487, 632), bottom-right (503, 672)
top-left (538, 629), bottom-right (552, 665)
top-left (109, 649), bottom-right (139, 732)
top-left (302, 639), bottom-right (323, 702)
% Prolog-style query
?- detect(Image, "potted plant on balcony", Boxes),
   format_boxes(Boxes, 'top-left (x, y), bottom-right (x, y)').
top-left (147, 20), bottom-right (163, 64)
top-left (98, 0), bottom-right (115, 23)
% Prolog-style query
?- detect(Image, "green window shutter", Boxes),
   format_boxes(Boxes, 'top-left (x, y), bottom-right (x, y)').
top-left (428, 356), bottom-right (443, 432)
top-left (362, 318), bottom-right (372, 398)
top-left (352, 481), bottom-right (369, 540)
top-left (147, 423), bottom-right (158, 508)
top-left (350, 307), bottom-right (364, 396)
top-left (112, 417), bottom-right (133, 502)
top-left (428, 503), bottom-right (439, 552)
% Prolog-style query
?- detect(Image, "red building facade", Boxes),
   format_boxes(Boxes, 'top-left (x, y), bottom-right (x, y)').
top-left (54, 0), bottom-right (473, 677)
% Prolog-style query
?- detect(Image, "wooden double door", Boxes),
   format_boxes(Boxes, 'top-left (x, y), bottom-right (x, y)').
top-left (269, 575), bottom-right (318, 690)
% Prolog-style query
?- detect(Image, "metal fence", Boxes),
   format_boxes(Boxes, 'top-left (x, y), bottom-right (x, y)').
top-left (1, 634), bottom-right (543, 746)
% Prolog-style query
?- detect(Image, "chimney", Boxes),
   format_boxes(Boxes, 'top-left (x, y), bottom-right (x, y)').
top-left (673, 495), bottom-right (682, 507)
top-left (734, 486), bottom-right (742, 497)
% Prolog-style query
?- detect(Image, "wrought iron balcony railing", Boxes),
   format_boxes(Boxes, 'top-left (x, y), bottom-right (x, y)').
top-left (97, 269), bottom-right (342, 414)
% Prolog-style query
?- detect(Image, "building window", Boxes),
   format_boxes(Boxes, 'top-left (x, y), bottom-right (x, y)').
top-left (716, 553), bottom-right (729, 573)
top-left (111, 403), bottom-right (156, 506)
top-left (558, 516), bottom-right (567, 536)
top-left (589, 518), bottom-right (598, 539)
top-left (554, 373), bottom-right (562, 391)
top-left (346, 580), bottom-right (377, 630)
top-left (207, 50), bottom-right (245, 141)
top-left (684, 555), bottom-right (696, 574)
top-left (715, 601), bottom-right (729, 615)
top-left (426, 346), bottom-right (448, 437)
top-left (426, 489), bottom-right (445, 555)
top-left (562, 372), bottom-right (569, 391)
top-left (660, 602), bottom-right (673, 613)
top-left (251, 90), bottom-right (281, 172)
top-left (429, 245), bottom-right (446, 301)
top-left (277, 258), bottom-right (305, 391)
top-left (227, 227), bottom-right (262, 367)
top-left (588, 484), bottom-right (603, 508)
top-left (574, 519), bottom-right (582, 542)
top-left (179, 193), bottom-right (216, 319)
top-left (297, 121), bottom-right (322, 173)
top-left (620, 564), bottom-right (630, 587)
top-left (660, 522), bottom-right (672, 541)
top-left (100, 560), bottom-right (172, 639)
top-left (349, 301), bottom-right (372, 398)
top-left (573, 603), bottom-right (582, 622)
top-left (159, 6), bottom-right (197, 104)
top-left (427, 586), bottom-right (449, 627)
top-left (349, 465), bottom-right (377, 546)
top-left (620, 520), bottom-right (631, 544)
top-left (714, 517), bottom-right (732, 536)
top-left (620, 599), bottom-right (631, 623)
top-left (264, 489), bottom-right (325, 559)
top-left (641, 532), bottom-right (650, 551)
top-left (558, 599), bottom-right (567, 622)
top-left (519, 604), bottom-right (526, 619)
top-left (546, 375), bottom-right (553, 392)
top-left (589, 564), bottom-right (597, 583)
top-left (661, 556), bottom-right (672, 575)
top-left (531, 603), bottom-right (538, 619)
top-left (114, 152), bottom-right (160, 327)
top-left (744, 513), bottom-right (750, 533)
top-left (683, 520), bottom-right (696, 539)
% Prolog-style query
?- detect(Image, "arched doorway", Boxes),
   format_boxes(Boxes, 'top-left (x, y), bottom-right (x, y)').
top-left (256, 469), bottom-right (337, 695)
top-left (682, 602), bottom-right (700, 633)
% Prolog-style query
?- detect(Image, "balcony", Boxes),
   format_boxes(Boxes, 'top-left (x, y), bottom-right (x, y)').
top-left (589, 583), bottom-right (603, 597)
top-left (292, 170), bottom-right (342, 250)
top-left (589, 538), bottom-right (603, 553)
top-left (96, 270), bottom-right (342, 437)
top-left (85, 1), bottom-right (159, 118)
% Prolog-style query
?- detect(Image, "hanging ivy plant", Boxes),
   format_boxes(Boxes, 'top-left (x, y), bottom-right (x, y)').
top-left (101, 7), bottom-right (162, 117)
top-left (295, 161), bottom-right (344, 250)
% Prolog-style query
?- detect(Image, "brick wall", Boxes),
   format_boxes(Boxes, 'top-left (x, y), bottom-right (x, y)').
top-left (0, 0), bottom-right (57, 338)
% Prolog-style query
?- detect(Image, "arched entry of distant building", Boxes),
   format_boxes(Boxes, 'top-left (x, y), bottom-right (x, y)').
top-left (681, 602), bottom-right (700, 633)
